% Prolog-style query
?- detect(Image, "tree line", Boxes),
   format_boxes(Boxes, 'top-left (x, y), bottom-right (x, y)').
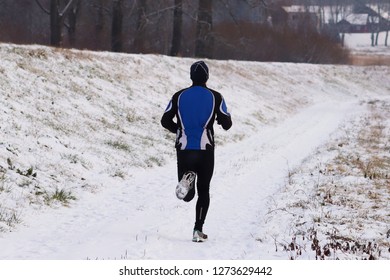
top-left (0, 0), bottom-right (364, 63)
top-left (1, 0), bottom-right (222, 58)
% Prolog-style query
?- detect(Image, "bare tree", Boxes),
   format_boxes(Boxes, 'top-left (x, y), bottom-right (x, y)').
top-left (35, 0), bottom-right (77, 46)
top-left (134, 0), bottom-right (147, 53)
top-left (92, 0), bottom-right (107, 49)
top-left (111, 0), bottom-right (123, 52)
top-left (384, 1), bottom-right (390, 46)
top-left (372, 0), bottom-right (390, 46)
top-left (67, 0), bottom-right (81, 46)
top-left (170, 0), bottom-right (183, 56)
top-left (195, 0), bottom-right (213, 58)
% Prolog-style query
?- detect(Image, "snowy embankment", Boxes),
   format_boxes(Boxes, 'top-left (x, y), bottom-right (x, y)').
top-left (0, 44), bottom-right (389, 259)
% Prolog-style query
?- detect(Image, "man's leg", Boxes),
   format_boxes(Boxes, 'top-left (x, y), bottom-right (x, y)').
top-left (177, 150), bottom-right (196, 202)
top-left (194, 151), bottom-right (214, 232)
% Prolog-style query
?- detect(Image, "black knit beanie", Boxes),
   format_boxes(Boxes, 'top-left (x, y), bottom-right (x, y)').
top-left (190, 61), bottom-right (209, 84)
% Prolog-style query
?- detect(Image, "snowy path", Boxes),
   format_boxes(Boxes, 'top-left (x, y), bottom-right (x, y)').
top-left (0, 100), bottom-right (363, 260)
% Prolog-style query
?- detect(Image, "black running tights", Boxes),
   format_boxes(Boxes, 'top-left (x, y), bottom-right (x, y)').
top-left (177, 150), bottom-right (214, 232)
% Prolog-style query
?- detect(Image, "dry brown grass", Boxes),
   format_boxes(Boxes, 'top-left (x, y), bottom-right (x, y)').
top-left (264, 99), bottom-right (390, 260)
top-left (350, 54), bottom-right (390, 66)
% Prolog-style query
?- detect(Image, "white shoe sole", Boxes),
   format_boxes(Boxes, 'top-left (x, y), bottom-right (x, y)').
top-left (192, 231), bottom-right (208, 242)
top-left (175, 171), bottom-right (196, 200)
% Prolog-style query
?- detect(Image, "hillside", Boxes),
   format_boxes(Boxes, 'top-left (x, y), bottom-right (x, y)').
top-left (0, 43), bottom-right (389, 259)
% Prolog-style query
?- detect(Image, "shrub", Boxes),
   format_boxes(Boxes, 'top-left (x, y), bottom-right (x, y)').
top-left (213, 21), bottom-right (350, 64)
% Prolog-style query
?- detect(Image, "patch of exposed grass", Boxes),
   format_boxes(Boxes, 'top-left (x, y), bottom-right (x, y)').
top-left (105, 140), bottom-right (132, 153)
top-left (264, 99), bottom-right (390, 260)
top-left (44, 188), bottom-right (77, 206)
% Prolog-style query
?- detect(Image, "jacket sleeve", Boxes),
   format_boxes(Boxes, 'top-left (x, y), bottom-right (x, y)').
top-left (161, 98), bottom-right (178, 134)
top-left (215, 93), bottom-right (232, 130)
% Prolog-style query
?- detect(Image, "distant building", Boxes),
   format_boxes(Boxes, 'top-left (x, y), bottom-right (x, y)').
top-left (337, 14), bottom-right (370, 33)
top-left (269, 4), bottom-right (389, 34)
top-left (283, 5), bottom-right (320, 30)
top-left (270, 5), bottom-right (320, 31)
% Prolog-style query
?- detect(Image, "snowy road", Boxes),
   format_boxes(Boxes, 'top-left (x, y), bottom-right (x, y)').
top-left (0, 100), bottom-right (362, 260)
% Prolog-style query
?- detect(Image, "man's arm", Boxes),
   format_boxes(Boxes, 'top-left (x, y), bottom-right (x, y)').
top-left (161, 99), bottom-right (178, 134)
top-left (215, 93), bottom-right (232, 130)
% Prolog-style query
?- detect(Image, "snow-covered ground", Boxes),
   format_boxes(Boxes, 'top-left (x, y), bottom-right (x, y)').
top-left (344, 31), bottom-right (389, 55)
top-left (0, 43), bottom-right (389, 260)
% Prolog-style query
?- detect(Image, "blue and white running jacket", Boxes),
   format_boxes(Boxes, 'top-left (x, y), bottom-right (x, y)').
top-left (161, 85), bottom-right (232, 151)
